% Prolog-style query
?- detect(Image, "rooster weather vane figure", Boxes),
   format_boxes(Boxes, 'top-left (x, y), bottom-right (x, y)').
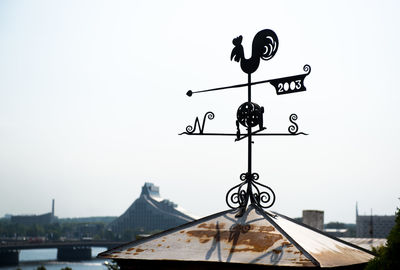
top-left (181, 29), bottom-right (311, 217)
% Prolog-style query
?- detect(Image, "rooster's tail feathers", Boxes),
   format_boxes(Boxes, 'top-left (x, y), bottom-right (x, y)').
top-left (253, 29), bottom-right (279, 61)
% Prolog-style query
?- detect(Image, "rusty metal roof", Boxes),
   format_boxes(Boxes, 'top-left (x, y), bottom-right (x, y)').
top-left (340, 238), bottom-right (387, 251)
top-left (98, 205), bottom-right (374, 268)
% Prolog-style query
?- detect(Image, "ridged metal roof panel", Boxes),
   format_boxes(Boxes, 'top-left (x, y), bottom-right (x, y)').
top-left (99, 205), bottom-right (373, 268)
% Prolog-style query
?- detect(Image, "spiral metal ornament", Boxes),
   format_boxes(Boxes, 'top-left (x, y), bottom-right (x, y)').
top-left (303, 64), bottom-right (311, 74)
top-left (237, 102), bottom-right (264, 128)
top-left (226, 174), bottom-right (246, 209)
top-left (226, 180), bottom-right (247, 209)
top-left (288, 113), bottom-right (298, 134)
top-left (185, 111), bottom-right (215, 134)
top-left (250, 179), bottom-right (276, 209)
top-left (226, 172), bottom-right (275, 210)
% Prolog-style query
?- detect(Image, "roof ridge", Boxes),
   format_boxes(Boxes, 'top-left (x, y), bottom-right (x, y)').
top-left (252, 204), bottom-right (320, 267)
top-left (275, 211), bottom-right (375, 255)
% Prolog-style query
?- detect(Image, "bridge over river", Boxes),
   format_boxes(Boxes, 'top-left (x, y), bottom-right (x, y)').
top-left (0, 240), bottom-right (125, 266)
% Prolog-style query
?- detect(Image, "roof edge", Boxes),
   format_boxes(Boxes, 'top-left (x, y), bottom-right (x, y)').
top-left (274, 211), bottom-right (375, 256)
top-left (98, 208), bottom-right (237, 258)
top-left (113, 257), bottom-right (326, 269)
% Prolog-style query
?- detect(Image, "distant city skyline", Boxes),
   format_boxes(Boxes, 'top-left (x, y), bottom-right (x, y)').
top-left (1, 0), bottom-right (399, 223)
top-left (2, 185), bottom-right (396, 225)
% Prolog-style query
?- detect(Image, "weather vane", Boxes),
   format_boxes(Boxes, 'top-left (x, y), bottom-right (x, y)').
top-left (180, 29), bottom-right (311, 217)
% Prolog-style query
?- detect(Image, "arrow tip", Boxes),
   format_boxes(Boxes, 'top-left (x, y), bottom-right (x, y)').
top-left (186, 90), bottom-right (193, 97)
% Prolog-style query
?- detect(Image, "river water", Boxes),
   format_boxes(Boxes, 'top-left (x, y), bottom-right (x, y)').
top-left (0, 248), bottom-right (109, 270)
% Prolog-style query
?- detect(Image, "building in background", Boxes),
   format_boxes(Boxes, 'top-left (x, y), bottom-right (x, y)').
top-left (109, 183), bottom-right (196, 236)
top-left (302, 209), bottom-right (324, 231)
top-left (356, 203), bottom-right (395, 238)
top-left (11, 199), bottom-right (57, 225)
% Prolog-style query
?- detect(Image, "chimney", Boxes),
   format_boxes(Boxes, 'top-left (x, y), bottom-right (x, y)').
top-left (302, 210), bottom-right (324, 231)
top-left (52, 199), bottom-right (55, 217)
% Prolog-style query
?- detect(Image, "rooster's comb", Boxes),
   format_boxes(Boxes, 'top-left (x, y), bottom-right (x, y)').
top-left (232, 35), bottom-right (243, 46)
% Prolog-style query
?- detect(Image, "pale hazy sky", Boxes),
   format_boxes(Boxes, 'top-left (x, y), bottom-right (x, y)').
top-left (1, 0), bottom-right (399, 223)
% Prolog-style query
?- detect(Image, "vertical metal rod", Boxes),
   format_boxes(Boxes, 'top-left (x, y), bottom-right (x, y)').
top-left (247, 73), bottom-right (253, 204)
top-left (248, 73), bottom-right (252, 173)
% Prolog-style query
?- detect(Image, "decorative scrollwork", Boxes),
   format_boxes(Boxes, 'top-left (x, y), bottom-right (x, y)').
top-left (226, 172), bottom-right (275, 211)
top-left (180, 111), bottom-right (215, 135)
top-left (225, 181), bottom-right (247, 209)
top-left (252, 173), bottom-right (259, 181)
top-left (250, 180), bottom-right (276, 209)
top-left (288, 113), bottom-right (298, 134)
top-left (303, 64), bottom-right (311, 74)
top-left (236, 102), bottom-right (264, 128)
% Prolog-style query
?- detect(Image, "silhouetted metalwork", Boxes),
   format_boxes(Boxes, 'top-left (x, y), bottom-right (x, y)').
top-left (270, 65), bottom-right (311, 95)
top-left (183, 111), bottom-right (215, 135)
top-left (225, 172), bottom-right (276, 217)
top-left (186, 64), bottom-right (311, 97)
top-left (231, 29), bottom-right (279, 74)
top-left (179, 112), bottom-right (307, 137)
top-left (237, 102), bottom-right (264, 128)
top-left (180, 29), bottom-right (310, 217)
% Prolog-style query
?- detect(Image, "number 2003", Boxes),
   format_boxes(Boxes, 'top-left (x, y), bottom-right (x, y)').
top-left (277, 80), bottom-right (302, 92)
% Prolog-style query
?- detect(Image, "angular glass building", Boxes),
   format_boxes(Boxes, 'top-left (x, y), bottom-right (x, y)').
top-left (109, 183), bottom-right (196, 234)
